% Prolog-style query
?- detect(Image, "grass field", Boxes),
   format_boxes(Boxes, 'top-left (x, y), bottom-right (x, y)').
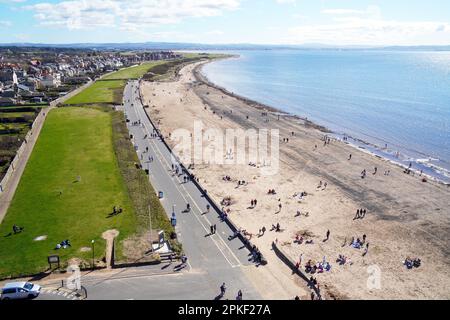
top-left (64, 80), bottom-right (125, 105)
top-left (0, 107), bottom-right (137, 278)
top-left (101, 61), bottom-right (167, 80)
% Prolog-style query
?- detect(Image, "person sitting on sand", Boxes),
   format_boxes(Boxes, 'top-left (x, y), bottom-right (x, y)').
top-left (337, 254), bottom-right (347, 265)
top-left (243, 230), bottom-right (253, 240)
top-left (305, 260), bottom-right (313, 273)
top-left (295, 235), bottom-right (304, 244)
top-left (361, 169), bottom-right (367, 179)
top-left (413, 258), bottom-right (421, 268)
top-left (258, 226), bottom-right (266, 237)
top-left (404, 257), bottom-right (414, 269)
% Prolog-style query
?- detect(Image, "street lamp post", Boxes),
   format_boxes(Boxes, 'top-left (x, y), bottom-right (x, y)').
top-left (91, 240), bottom-right (95, 270)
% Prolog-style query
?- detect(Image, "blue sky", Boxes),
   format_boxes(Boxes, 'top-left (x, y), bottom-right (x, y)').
top-left (1, 0), bottom-right (450, 45)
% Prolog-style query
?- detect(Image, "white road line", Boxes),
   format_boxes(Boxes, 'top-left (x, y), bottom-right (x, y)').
top-left (126, 84), bottom-right (241, 268)
top-left (140, 116), bottom-right (240, 268)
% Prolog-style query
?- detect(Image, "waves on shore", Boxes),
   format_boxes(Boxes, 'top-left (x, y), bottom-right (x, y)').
top-left (201, 50), bottom-right (450, 185)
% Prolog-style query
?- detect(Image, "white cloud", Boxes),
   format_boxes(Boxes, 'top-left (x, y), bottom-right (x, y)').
top-left (206, 30), bottom-right (225, 35)
top-left (275, 0), bottom-right (296, 3)
top-left (322, 5), bottom-right (381, 19)
top-left (0, 20), bottom-right (12, 27)
top-left (25, 0), bottom-right (241, 30)
top-left (285, 18), bottom-right (450, 46)
top-left (281, 5), bottom-right (450, 46)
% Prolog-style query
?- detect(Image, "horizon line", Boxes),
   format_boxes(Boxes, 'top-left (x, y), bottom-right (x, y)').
top-left (1, 41), bottom-right (450, 48)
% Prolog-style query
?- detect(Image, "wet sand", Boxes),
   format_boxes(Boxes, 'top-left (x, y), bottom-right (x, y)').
top-left (141, 60), bottom-right (450, 300)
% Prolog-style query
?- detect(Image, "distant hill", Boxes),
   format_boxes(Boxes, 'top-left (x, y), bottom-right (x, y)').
top-left (0, 42), bottom-right (449, 51)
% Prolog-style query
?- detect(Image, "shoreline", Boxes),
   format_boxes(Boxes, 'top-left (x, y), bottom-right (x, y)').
top-left (141, 60), bottom-right (450, 300)
top-left (196, 57), bottom-right (450, 186)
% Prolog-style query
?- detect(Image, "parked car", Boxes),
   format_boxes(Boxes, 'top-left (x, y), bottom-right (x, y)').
top-left (1, 282), bottom-right (41, 300)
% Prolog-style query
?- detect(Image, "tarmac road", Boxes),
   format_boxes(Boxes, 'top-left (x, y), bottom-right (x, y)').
top-left (46, 80), bottom-right (262, 300)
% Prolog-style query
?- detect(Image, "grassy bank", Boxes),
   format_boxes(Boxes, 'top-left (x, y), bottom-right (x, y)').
top-left (110, 111), bottom-right (177, 259)
top-left (64, 80), bottom-right (125, 105)
top-left (0, 107), bottom-right (137, 278)
top-left (102, 61), bottom-right (167, 80)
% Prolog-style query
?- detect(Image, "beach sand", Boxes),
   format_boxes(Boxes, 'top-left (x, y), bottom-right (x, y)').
top-left (141, 60), bottom-right (450, 300)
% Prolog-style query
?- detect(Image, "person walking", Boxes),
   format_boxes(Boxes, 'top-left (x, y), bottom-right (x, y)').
top-left (206, 204), bottom-right (210, 213)
top-left (326, 230), bottom-right (330, 241)
top-left (181, 254), bottom-right (188, 267)
top-left (213, 224), bottom-right (217, 234)
top-left (236, 290), bottom-right (243, 300)
top-left (220, 283), bottom-right (226, 297)
top-left (210, 225), bottom-right (214, 235)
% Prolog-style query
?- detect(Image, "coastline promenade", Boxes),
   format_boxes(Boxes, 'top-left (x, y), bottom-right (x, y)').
top-left (120, 80), bottom-right (262, 299)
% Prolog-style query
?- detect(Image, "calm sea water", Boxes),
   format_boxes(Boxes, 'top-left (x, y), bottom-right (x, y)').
top-left (202, 50), bottom-right (450, 183)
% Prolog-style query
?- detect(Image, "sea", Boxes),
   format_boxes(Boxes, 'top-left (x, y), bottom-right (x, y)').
top-left (201, 50), bottom-right (450, 184)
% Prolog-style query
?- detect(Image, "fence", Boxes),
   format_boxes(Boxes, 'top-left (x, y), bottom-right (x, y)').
top-left (271, 240), bottom-right (322, 299)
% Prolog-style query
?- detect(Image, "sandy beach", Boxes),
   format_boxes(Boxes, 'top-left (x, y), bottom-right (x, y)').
top-left (141, 60), bottom-right (450, 300)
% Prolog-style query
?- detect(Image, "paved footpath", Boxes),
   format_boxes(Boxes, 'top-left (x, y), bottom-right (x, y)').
top-left (88, 80), bottom-right (262, 300)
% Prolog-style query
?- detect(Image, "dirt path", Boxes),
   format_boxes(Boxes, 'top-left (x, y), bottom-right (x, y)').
top-left (102, 229), bottom-right (119, 269)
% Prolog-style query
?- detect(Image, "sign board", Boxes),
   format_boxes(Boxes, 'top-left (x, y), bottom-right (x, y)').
top-left (48, 255), bottom-right (59, 264)
top-left (48, 255), bottom-right (60, 269)
top-left (171, 217), bottom-right (177, 227)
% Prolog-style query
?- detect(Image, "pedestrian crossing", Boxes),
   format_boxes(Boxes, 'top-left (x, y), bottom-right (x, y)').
top-left (40, 287), bottom-right (83, 300)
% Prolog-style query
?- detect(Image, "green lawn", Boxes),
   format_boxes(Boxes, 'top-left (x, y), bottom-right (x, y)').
top-left (64, 80), bottom-right (125, 105)
top-left (0, 107), bottom-right (137, 278)
top-left (101, 61), bottom-right (167, 80)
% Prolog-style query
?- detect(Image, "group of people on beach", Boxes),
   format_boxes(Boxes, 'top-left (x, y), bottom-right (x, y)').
top-left (270, 223), bottom-right (281, 232)
top-left (294, 235), bottom-right (314, 245)
top-left (353, 209), bottom-right (367, 220)
top-left (317, 181), bottom-right (328, 190)
top-left (336, 254), bottom-right (353, 266)
top-left (304, 258), bottom-right (332, 274)
top-left (404, 257), bottom-right (421, 269)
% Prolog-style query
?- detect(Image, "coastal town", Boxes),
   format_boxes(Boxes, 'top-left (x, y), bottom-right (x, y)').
top-left (0, 0), bottom-right (449, 309)
top-left (0, 48), bottom-right (180, 106)
top-left (0, 46), bottom-right (448, 303)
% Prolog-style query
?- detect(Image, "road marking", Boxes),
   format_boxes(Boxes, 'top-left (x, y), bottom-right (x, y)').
top-left (135, 109), bottom-right (240, 268)
top-left (125, 83), bottom-right (242, 268)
